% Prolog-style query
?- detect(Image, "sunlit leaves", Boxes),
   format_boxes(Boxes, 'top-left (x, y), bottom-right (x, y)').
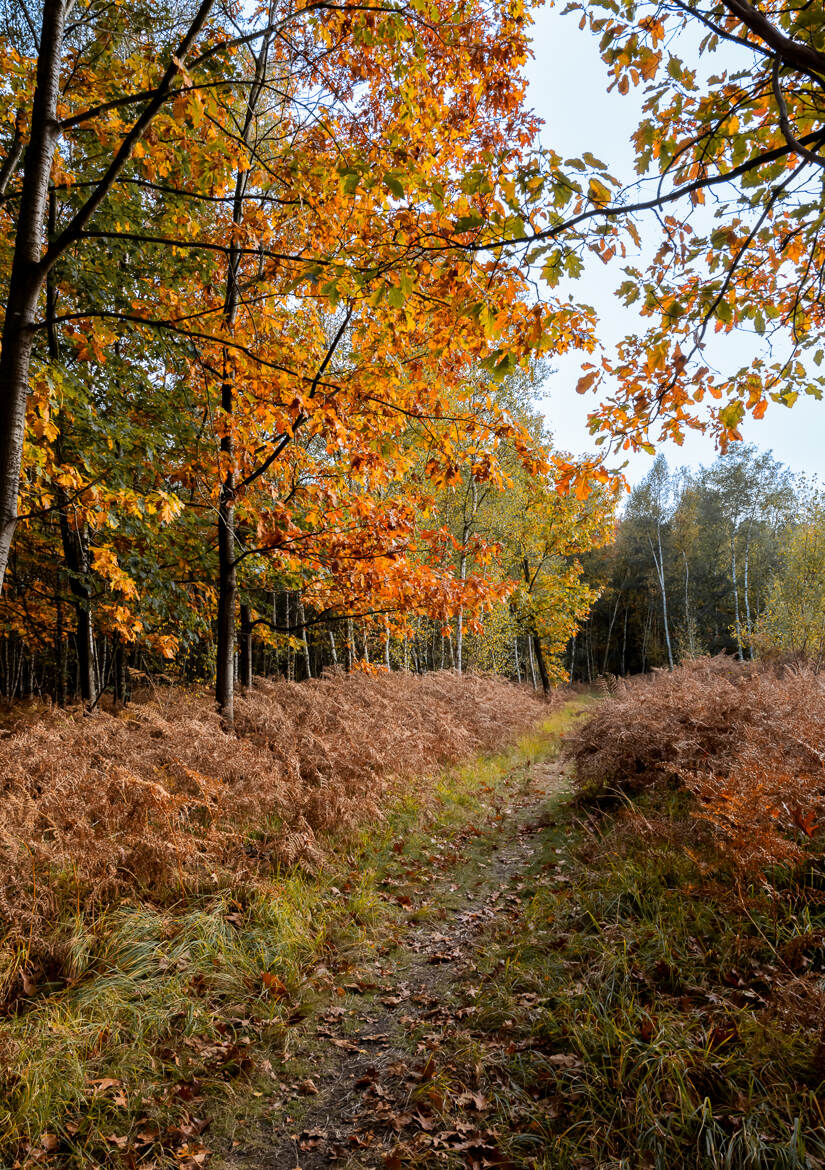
top-left (548, 0), bottom-right (825, 456)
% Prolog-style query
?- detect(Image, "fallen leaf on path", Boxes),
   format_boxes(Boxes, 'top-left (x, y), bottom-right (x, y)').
top-left (261, 972), bottom-right (288, 999)
top-left (457, 1090), bottom-right (489, 1111)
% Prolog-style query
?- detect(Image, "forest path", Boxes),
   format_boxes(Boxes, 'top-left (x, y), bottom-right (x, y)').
top-left (221, 703), bottom-right (585, 1170)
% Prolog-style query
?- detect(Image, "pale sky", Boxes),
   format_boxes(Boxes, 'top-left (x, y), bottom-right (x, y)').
top-left (523, 3), bottom-right (824, 487)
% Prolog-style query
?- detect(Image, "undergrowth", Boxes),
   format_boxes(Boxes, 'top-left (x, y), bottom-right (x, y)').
top-left (565, 656), bottom-right (825, 872)
top-left (455, 781), bottom-right (825, 1169)
top-left (0, 675), bottom-right (555, 1169)
top-left (0, 669), bottom-right (546, 1002)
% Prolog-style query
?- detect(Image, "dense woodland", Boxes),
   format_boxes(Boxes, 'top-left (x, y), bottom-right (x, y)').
top-left (0, 359), bottom-right (616, 707)
top-left (0, 0), bottom-right (823, 725)
top-left (574, 446), bottom-right (825, 680)
top-left (0, 0), bottom-right (620, 724)
top-left (1, 0), bottom-right (825, 1165)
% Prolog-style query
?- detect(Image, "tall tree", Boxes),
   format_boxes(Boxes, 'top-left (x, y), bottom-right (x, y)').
top-left (0, 0), bottom-right (219, 592)
top-left (627, 456), bottom-right (675, 669)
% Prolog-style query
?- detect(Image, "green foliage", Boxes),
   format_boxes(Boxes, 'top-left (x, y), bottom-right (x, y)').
top-left (577, 447), bottom-right (796, 680)
top-left (754, 492), bottom-right (825, 665)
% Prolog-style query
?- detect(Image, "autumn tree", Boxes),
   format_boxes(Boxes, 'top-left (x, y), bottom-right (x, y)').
top-left (0, 0), bottom-right (616, 719)
top-left (755, 488), bottom-right (825, 666)
top-left (424, 0), bottom-right (823, 483)
top-left (568, 0), bottom-right (825, 455)
top-left (427, 380), bottom-right (617, 692)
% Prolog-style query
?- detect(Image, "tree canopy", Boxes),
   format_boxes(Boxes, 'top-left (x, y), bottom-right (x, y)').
top-left (0, 0), bottom-right (822, 715)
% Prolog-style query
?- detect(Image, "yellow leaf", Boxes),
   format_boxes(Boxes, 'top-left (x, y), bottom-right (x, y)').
top-left (588, 178), bottom-right (612, 207)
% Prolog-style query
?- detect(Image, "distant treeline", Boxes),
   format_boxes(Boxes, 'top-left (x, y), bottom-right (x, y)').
top-left (571, 445), bottom-right (823, 681)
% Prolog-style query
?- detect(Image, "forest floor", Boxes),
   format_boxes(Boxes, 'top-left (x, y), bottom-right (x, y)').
top-left (8, 679), bottom-right (824, 1169)
top-left (215, 702), bottom-right (583, 1170)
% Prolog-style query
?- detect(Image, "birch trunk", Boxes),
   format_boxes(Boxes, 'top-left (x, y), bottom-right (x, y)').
top-left (297, 594), bottom-right (311, 678)
top-left (648, 527), bottom-right (674, 669)
top-left (0, 0), bottom-right (66, 594)
top-left (731, 535), bottom-right (745, 661)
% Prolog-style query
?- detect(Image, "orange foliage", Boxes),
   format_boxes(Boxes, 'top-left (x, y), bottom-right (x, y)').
top-left (565, 657), bottom-right (825, 874)
top-left (0, 671), bottom-right (548, 996)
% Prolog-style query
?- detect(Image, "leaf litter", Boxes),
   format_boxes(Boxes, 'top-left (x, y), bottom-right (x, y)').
top-left (222, 750), bottom-right (569, 1169)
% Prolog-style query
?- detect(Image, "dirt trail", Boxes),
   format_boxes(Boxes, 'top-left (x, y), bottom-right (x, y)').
top-left (225, 748), bottom-right (568, 1169)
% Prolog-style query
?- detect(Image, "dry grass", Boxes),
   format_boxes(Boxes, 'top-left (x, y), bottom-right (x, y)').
top-left (0, 669), bottom-right (549, 998)
top-left (564, 655), bottom-right (825, 872)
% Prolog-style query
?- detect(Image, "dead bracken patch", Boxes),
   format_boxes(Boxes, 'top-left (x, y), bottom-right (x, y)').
top-left (0, 670), bottom-right (549, 993)
top-left (564, 656), bottom-right (825, 872)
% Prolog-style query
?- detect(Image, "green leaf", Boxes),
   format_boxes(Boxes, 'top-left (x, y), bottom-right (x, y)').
top-left (493, 352), bottom-right (518, 379)
top-left (453, 214), bottom-right (484, 233)
top-left (719, 401), bottom-right (744, 429)
top-left (541, 251), bottom-right (563, 288)
top-left (383, 173), bottom-right (405, 200)
top-left (321, 281), bottom-right (340, 308)
top-left (461, 169), bottom-right (489, 195)
top-left (504, 214), bottom-right (526, 237)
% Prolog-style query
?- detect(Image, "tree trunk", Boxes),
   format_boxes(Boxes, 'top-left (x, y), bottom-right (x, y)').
top-left (297, 594), bottom-right (311, 678)
top-left (0, 0), bottom-right (66, 596)
top-left (215, 468), bottom-right (237, 725)
top-left (682, 549), bottom-right (696, 657)
top-left (730, 534), bottom-right (744, 661)
top-left (345, 618), bottom-right (354, 672)
top-left (55, 570), bottom-right (66, 707)
top-left (743, 534), bottom-right (754, 659)
top-left (238, 603), bottom-right (253, 690)
top-left (648, 528), bottom-right (674, 669)
top-left (528, 633), bottom-right (537, 689)
top-left (641, 599), bottom-right (652, 673)
top-left (522, 555), bottom-right (549, 696)
top-left (531, 628), bottom-right (551, 698)
top-left (602, 590), bottom-right (622, 674)
top-left (98, 637), bottom-right (107, 700)
top-left (113, 638), bottom-right (127, 706)
top-left (328, 628), bottom-right (338, 666)
top-left (215, 42), bottom-right (270, 729)
top-left (59, 510), bottom-right (97, 708)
